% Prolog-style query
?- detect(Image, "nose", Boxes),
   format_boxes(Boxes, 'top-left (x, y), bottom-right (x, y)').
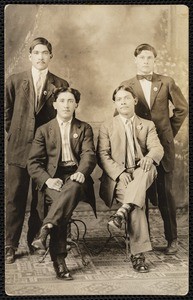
top-left (38, 52), bottom-right (44, 59)
top-left (121, 99), bottom-right (126, 105)
top-left (144, 57), bottom-right (149, 64)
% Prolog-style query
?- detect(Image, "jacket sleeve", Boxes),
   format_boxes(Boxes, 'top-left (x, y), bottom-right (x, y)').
top-left (97, 123), bottom-right (125, 181)
top-left (145, 121), bottom-right (164, 165)
top-left (27, 128), bottom-right (51, 190)
top-left (5, 75), bottom-right (15, 133)
top-left (76, 124), bottom-right (97, 177)
top-left (168, 77), bottom-right (188, 137)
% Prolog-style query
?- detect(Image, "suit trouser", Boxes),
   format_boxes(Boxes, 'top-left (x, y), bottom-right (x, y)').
top-left (6, 165), bottom-right (30, 248)
top-left (5, 165), bottom-right (42, 248)
top-left (157, 164), bottom-right (177, 242)
top-left (115, 165), bottom-right (157, 255)
top-left (42, 166), bottom-right (86, 261)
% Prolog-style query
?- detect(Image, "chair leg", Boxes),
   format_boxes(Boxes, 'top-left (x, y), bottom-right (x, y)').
top-left (68, 219), bottom-right (89, 266)
top-left (38, 247), bottom-right (49, 263)
top-left (124, 214), bottom-right (130, 261)
top-left (145, 197), bottom-right (150, 235)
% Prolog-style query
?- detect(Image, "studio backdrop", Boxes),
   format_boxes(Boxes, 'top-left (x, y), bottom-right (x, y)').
top-left (5, 4), bottom-right (189, 208)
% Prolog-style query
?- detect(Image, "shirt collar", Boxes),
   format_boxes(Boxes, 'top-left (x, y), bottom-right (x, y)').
top-left (56, 115), bottom-right (72, 126)
top-left (137, 71), bottom-right (153, 75)
top-left (119, 114), bottom-right (135, 125)
top-left (32, 66), bottom-right (48, 79)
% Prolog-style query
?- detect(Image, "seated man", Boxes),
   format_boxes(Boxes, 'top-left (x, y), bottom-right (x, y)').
top-left (27, 87), bottom-right (97, 280)
top-left (97, 85), bottom-right (164, 273)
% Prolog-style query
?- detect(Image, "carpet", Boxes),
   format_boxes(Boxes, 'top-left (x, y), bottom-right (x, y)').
top-left (5, 208), bottom-right (188, 296)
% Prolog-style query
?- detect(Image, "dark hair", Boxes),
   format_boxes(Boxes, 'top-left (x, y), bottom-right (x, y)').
top-left (112, 85), bottom-right (136, 101)
top-left (134, 43), bottom-right (157, 57)
top-left (53, 87), bottom-right (81, 103)
top-left (29, 37), bottom-right (52, 54)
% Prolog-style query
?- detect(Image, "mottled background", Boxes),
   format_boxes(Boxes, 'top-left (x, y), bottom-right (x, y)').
top-left (5, 4), bottom-right (188, 207)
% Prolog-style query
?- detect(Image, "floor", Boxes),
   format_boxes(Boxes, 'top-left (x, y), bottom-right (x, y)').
top-left (5, 206), bottom-right (188, 296)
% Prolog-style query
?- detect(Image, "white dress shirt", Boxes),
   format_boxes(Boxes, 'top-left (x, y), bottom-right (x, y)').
top-left (56, 116), bottom-right (76, 166)
top-left (138, 73), bottom-right (153, 108)
top-left (31, 67), bottom-right (48, 107)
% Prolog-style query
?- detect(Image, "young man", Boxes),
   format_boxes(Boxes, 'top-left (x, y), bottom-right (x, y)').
top-left (5, 37), bottom-right (69, 263)
top-left (121, 43), bottom-right (188, 254)
top-left (97, 86), bottom-right (163, 273)
top-left (27, 87), bottom-right (96, 280)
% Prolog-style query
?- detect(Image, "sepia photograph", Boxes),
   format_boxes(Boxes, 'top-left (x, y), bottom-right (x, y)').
top-left (4, 4), bottom-right (189, 296)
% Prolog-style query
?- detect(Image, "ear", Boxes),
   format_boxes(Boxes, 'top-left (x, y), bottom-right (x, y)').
top-left (53, 102), bottom-right (57, 109)
top-left (50, 54), bottom-right (53, 59)
top-left (134, 97), bottom-right (138, 105)
top-left (75, 103), bottom-right (78, 109)
top-left (29, 53), bottom-right (32, 62)
top-left (134, 57), bottom-right (137, 65)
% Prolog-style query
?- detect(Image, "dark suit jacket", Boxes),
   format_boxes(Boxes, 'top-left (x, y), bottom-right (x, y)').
top-left (121, 73), bottom-right (188, 172)
top-left (5, 70), bottom-right (69, 168)
top-left (97, 115), bottom-right (164, 208)
top-left (27, 117), bottom-right (97, 216)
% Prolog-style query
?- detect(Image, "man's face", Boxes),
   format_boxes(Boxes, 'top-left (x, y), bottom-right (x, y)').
top-left (134, 50), bottom-right (155, 74)
top-left (53, 92), bottom-right (78, 121)
top-left (114, 89), bottom-right (136, 118)
top-left (29, 44), bottom-right (52, 70)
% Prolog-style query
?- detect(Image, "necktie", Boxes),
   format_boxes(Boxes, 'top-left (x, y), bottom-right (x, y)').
top-left (137, 74), bottom-right (153, 81)
top-left (36, 72), bottom-right (43, 110)
top-left (125, 119), bottom-right (135, 169)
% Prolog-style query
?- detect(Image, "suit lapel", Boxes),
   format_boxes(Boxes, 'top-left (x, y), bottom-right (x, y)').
top-left (49, 119), bottom-right (62, 162)
top-left (114, 115), bottom-right (126, 153)
top-left (133, 116), bottom-right (144, 159)
top-left (36, 72), bottom-right (56, 114)
top-left (70, 118), bottom-right (82, 152)
top-left (150, 73), bottom-right (162, 109)
top-left (130, 77), bottom-right (149, 110)
top-left (22, 71), bottom-right (35, 108)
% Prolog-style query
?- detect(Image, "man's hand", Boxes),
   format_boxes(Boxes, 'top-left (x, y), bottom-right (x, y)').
top-left (119, 172), bottom-right (133, 186)
top-left (137, 156), bottom-right (154, 172)
top-left (70, 172), bottom-right (85, 183)
top-left (45, 178), bottom-right (63, 191)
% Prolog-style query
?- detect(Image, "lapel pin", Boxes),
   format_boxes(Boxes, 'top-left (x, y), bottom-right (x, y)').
top-left (137, 124), bottom-right (143, 131)
top-left (153, 87), bottom-right (158, 92)
top-left (73, 133), bottom-right (78, 139)
top-left (43, 90), bottom-right (47, 96)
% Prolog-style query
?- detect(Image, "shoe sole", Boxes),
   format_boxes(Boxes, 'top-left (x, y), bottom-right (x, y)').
top-left (133, 268), bottom-right (149, 273)
top-left (56, 275), bottom-right (73, 280)
top-left (32, 240), bottom-right (45, 250)
top-left (165, 251), bottom-right (177, 255)
top-left (5, 258), bottom-right (15, 264)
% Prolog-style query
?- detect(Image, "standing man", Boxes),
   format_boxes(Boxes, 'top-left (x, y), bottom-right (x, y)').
top-left (97, 86), bottom-right (163, 272)
top-left (27, 87), bottom-right (96, 280)
top-left (121, 43), bottom-right (188, 254)
top-left (5, 37), bottom-right (69, 263)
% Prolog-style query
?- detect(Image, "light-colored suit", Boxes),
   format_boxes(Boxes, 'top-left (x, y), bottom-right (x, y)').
top-left (121, 73), bottom-right (188, 242)
top-left (97, 114), bottom-right (164, 255)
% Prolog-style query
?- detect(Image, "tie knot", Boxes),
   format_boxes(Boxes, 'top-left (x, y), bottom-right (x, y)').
top-left (126, 119), bottom-right (132, 125)
top-left (137, 74), bottom-right (153, 81)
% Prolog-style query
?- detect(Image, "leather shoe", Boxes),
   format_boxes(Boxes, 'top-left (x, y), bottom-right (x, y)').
top-left (5, 247), bottom-right (15, 264)
top-left (165, 239), bottom-right (178, 255)
top-left (53, 258), bottom-right (73, 280)
top-left (28, 244), bottom-right (46, 255)
top-left (32, 224), bottom-right (51, 250)
top-left (130, 253), bottom-right (149, 273)
top-left (108, 214), bottom-right (123, 229)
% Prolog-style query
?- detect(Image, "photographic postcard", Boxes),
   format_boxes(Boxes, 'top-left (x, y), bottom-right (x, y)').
top-left (4, 4), bottom-right (189, 296)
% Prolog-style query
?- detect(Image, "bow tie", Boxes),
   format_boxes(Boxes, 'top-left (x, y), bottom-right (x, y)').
top-left (137, 74), bottom-right (153, 81)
